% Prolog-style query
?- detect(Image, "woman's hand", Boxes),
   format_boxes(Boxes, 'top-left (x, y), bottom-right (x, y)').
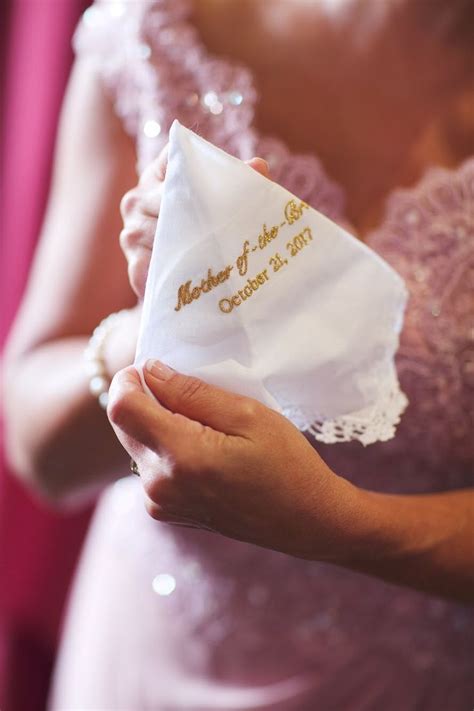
top-left (119, 148), bottom-right (271, 300)
top-left (108, 361), bottom-right (474, 601)
top-left (107, 359), bottom-right (362, 560)
top-left (119, 147), bottom-right (167, 299)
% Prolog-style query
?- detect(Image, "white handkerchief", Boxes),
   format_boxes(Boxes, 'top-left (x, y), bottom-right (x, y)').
top-left (135, 120), bottom-right (409, 445)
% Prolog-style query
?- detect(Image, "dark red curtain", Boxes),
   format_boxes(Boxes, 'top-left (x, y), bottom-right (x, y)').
top-left (1, 2), bottom-right (92, 709)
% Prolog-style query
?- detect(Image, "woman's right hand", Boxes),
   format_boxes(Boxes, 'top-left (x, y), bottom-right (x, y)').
top-left (119, 146), bottom-right (271, 300)
top-left (119, 145), bottom-right (168, 300)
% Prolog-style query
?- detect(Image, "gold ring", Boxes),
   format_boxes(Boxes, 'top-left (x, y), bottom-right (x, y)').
top-left (130, 458), bottom-right (140, 476)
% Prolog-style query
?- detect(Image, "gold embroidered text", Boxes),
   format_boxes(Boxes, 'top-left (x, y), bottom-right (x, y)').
top-left (284, 199), bottom-right (309, 225)
top-left (219, 269), bottom-right (270, 314)
top-left (236, 240), bottom-right (250, 276)
top-left (175, 265), bottom-right (233, 311)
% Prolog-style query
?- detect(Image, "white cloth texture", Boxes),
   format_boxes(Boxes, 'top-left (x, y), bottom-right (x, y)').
top-left (136, 120), bottom-right (409, 445)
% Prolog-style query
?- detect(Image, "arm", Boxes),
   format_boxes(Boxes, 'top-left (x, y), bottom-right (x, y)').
top-left (3, 59), bottom-right (139, 504)
top-left (107, 363), bottom-right (473, 603)
top-left (110, 151), bottom-right (473, 603)
top-left (341, 486), bottom-right (473, 603)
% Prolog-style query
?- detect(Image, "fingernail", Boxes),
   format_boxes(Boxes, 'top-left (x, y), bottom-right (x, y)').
top-left (145, 359), bottom-right (174, 381)
top-left (249, 157), bottom-right (269, 170)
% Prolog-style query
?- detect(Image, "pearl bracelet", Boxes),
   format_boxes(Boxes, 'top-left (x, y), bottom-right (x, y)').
top-left (84, 309), bottom-right (131, 410)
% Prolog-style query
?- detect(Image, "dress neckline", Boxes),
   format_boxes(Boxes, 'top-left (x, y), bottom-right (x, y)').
top-left (153, 0), bottom-right (471, 244)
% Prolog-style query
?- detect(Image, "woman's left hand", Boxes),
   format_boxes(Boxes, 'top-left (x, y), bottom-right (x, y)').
top-left (107, 359), bottom-right (363, 561)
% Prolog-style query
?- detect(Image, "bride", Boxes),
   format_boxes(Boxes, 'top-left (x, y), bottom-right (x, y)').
top-left (3, 1), bottom-right (472, 708)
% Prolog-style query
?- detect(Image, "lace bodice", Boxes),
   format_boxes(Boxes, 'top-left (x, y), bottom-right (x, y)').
top-left (51, 2), bottom-right (474, 708)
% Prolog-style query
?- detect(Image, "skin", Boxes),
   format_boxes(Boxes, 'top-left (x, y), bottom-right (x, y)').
top-left (193, 0), bottom-right (473, 235)
top-left (2, 61), bottom-right (139, 503)
top-left (116, 147), bottom-right (474, 605)
top-left (113, 2), bottom-right (474, 602)
top-left (3, 1), bottom-right (473, 597)
top-left (108, 363), bottom-right (474, 603)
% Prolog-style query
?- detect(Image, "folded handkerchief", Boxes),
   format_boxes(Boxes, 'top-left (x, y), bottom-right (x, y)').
top-left (135, 120), bottom-right (409, 445)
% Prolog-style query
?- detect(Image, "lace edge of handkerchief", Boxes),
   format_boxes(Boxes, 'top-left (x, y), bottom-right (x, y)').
top-left (278, 364), bottom-right (409, 446)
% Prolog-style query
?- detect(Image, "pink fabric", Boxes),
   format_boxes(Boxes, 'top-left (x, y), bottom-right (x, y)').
top-left (51, 2), bottom-right (473, 709)
top-left (0, 2), bottom-right (92, 709)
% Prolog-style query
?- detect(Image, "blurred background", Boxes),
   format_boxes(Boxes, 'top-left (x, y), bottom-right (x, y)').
top-left (1, 2), bottom-right (92, 709)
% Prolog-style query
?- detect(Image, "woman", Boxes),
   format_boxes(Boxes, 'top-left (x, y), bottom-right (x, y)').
top-left (3, 0), bottom-right (473, 708)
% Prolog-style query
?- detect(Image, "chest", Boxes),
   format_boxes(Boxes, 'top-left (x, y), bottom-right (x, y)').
top-left (191, 0), bottom-right (469, 236)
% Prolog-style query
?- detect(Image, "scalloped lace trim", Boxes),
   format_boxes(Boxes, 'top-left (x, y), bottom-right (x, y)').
top-left (280, 366), bottom-right (409, 446)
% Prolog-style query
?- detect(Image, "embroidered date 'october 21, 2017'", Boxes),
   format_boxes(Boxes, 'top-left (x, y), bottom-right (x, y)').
top-left (174, 199), bottom-right (312, 315)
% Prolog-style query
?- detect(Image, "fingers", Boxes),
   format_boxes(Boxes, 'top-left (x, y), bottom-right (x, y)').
top-left (127, 251), bottom-right (151, 301)
top-left (120, 185), bottom-right (161, 300)
top-left (119, 146), bottom-right (170, 300)
top-left (108, 367), bottom-right (164, 450)
top-left (246, 157), bottom-right (271, 180)
top-left (122, 151), bottom-right (269, 222)
top-left (121, 188), bottom-right (162, 220)
top-left (107, 366), bottom-right (198, 459)
top-left (139, 144), bottom-right (169, 185)
top-left (122, 156), bottom-right (269, 222)
top-left (140, 187), bottom-right (163, 217)
top-left (119, 217), bottom-right (155, 299)
top-left (143, 359), bottom-right (264, 436)
top-left (108, 366), bottom-right (234, 512)
top-left (119, 214), bottom-right (156, 252)
top-left (119, 148), bottom-right (271, 301)
top-left (107, 368), bottom-right (192, 513)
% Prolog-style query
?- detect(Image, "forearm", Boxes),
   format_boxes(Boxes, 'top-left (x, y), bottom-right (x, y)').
top-left (3, 337), bottom-right (129, 504)
top-left (333, 484), bottom-right (474, 603)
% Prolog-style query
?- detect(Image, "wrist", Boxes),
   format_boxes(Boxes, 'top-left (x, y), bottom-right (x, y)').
top-left (318, 485), bottom-right (474, 601)
top-left (328, 486), bottom-right (434, 567)
top-left (84, 306), bottom-right (140, 409)
top-left (326, 483), bottom-right (385, 565)
top-left (293, 470), bottom-right (374, 564)
top-left (322, 477), bottom-right (380, 564)
top-left (300, 475), bottom-right (397, 566)
top-left (102, 305), bottom-right (140, 377)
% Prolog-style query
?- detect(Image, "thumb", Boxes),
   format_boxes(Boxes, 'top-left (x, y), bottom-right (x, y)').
top-left (143, 359), bottom-right (262, 436)
top-left (107, 366), bottom-right (182, 453)
top-left (246, 156), bottom-right (271, 180)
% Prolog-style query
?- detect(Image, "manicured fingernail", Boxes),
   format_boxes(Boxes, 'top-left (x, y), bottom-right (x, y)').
top-left (249, 157), bottom-right (269, 170)
top-left (145, 359), bottom-right (174, 381)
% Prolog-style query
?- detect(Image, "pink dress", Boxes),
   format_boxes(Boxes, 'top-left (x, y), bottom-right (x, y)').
top-left (50, 2), bottom-right (473, 708)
